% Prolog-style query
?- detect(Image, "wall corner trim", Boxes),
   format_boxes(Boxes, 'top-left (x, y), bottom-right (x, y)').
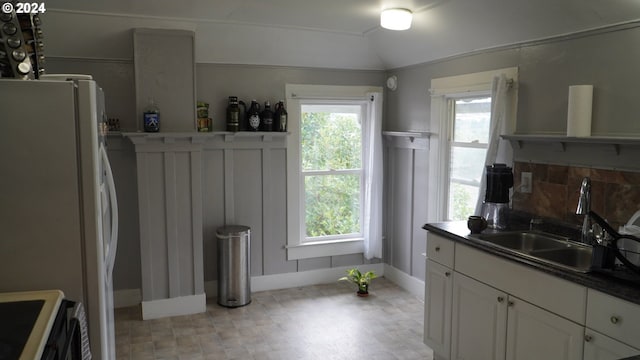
top-left (382, 264), bottom-right (425, 301)
top-left (114, 288), bottom-right (142, 309)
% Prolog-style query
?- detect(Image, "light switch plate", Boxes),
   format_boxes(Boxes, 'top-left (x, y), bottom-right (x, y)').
top-left (521, 172), bottom-right (532, 193)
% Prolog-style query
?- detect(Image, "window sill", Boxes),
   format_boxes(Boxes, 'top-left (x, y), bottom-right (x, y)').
top-left (286, 238), bottom-right (364, 260)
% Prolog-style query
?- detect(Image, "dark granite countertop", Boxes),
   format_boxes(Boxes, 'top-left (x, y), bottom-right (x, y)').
top-left (423, 221), bottom-right (640, 305)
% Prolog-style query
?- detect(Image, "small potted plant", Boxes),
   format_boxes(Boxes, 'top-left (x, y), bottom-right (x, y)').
top-left (339, 268), bottom-right (377, 297)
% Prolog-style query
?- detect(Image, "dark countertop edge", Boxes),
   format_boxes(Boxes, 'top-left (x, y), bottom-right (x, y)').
top-left (423, 222), bottom-right (640, 306)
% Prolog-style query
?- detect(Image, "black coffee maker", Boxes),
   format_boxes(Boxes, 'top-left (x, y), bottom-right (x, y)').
top-left (481, 163), bottom-right (513, 229)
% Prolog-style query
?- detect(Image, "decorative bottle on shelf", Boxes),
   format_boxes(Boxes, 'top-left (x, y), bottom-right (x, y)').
top-left (247, 100), bottom-right (261, 131)
top-left (274, 100), bottom-right (288, 132)
top-left (143, 98), bottom-right (160, 132)
top-left (260, 101), bottom-right (273, 131)
top-left (226, 96), bottom-right (243, 132)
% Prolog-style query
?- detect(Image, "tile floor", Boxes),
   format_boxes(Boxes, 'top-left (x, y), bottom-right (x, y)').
top-left (115, 277), bottom-right (434, 360)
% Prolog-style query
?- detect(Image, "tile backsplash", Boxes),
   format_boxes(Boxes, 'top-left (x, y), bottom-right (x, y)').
top-left (512, 162), bottom-right (640, 230)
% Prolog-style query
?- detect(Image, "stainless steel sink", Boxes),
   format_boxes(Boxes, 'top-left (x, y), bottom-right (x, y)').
top-left (471, 231), bottom-right (593, 273)
top-left (529, 247), bottom-right (593, 273)
top-left (474, 231), bottom-right (569, 252)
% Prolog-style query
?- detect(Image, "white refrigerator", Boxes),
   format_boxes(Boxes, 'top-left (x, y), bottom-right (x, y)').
top-left (0, 75), bottom-right (119, 360)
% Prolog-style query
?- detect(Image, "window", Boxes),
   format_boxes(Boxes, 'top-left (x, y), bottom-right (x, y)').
top-left (301, 103), bottom-right (364, 242)
top-left (286, 85), bottom-right (383, 260)
top-left (428, 67), bottom-right (518, 223)
top-left (447, 96), bottom-right (491, 220)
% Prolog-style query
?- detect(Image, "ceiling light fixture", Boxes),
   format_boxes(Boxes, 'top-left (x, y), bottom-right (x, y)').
top-left (380, 8), bottom-right (413, 31)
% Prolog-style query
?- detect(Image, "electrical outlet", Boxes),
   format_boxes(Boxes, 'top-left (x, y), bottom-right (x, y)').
top-left (521, 172), bottom-right (532, 193)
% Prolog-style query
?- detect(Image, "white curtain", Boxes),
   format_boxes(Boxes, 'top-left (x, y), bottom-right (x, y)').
top-left (474, 74), bottom-right (512, 215)
top-left (363, 92), bottom-right (383, 259)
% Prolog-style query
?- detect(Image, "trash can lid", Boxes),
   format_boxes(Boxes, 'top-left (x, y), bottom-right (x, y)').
top-left (216, 225), bottom-right (250, 238)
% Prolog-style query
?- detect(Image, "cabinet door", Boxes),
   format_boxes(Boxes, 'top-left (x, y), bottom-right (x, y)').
top-left (586, 289), bottom-right (640, 350)
top-left (424, 259), bottom-right (453, 360)
top-left (451, 272), bottom-right (507, 360)
top-left (584, 329), bottom-right (640, 360)
top-left (506, 297), bottom-right (583, 360)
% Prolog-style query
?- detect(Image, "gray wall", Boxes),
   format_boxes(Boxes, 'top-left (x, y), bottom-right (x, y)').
top-left (386, 25), bottom-right (640, 136)
top-left (516, 27), bottom-right (640, 136)
top-left (196, 64), bottom-right (386, 282)
top-left (383, 24), bottom-right (640, 281)
top-left (48, 58), bottom-right (385, 291)
top-left (196, 64), bottom-right (386, 131)
top-left (48, 23), bottom-right (640, 290)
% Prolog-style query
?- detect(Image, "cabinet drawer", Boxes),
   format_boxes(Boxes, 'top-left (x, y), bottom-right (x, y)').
top-left (455, 243), bottom-right (587, 325)
top-left (584, 329), bottom-right (640, 360)
top-left (586, 289), bottom-right (640, 349)
top-left (427, 233), bottom-right (455, 268)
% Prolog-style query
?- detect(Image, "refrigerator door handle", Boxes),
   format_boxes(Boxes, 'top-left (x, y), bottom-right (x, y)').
top-left (100, 144), bottom-right (119, 280)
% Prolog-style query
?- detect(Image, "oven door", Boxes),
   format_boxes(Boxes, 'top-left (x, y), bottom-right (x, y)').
top-left (41, 300), bottom-right (88, 360)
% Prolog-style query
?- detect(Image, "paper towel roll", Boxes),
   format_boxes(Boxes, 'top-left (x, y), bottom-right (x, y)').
top-left (566, 85), bottom-right (593, 137)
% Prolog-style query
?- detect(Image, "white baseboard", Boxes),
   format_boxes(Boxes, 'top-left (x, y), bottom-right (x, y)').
top-left (204, 263), bottom-right (384, 298)
top-left (254, 263), bottom-right (385, 292)
top-left (117, 263), bottom-right (425, 310)
top-left (141, 293), bottom-right (206, 320)
top-left (383, 264), bottom-right (425, 301)
top-left (114, 288), bottom-right (141, 309)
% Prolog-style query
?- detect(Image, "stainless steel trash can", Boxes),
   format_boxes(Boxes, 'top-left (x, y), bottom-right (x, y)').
top-left (216, 225), bottom-right (251, 307)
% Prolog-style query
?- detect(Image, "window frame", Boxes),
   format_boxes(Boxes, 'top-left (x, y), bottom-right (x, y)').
top-left (445, 95), bottom-right (491, 220)
top-left (427, 68), bottom-right (518, 223)
top-left (299, 101), bottom-right (366, 243)
top-left (285, 84), bottom-right (382, 260)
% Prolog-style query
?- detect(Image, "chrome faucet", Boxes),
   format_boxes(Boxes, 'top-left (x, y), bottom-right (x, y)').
top-left (576, 177), bottom-right (593, 244)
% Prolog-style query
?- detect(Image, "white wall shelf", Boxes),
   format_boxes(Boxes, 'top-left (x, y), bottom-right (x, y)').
top-left (383, 131), bottom-right (431, 141)
top-left (383, 131), bottom-right (431, 150)
top-left (124, 131), bottom-right (288, 139)
top-left (502, 134), bottom-right (640, 156)
top-left (123, 132), bottom-right (289, 150)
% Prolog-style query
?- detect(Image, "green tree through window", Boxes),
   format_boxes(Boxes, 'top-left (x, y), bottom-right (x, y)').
top-left (301, 106), bottom-right (363, 239)
top-left (448, 96), bottom-right (491, 220)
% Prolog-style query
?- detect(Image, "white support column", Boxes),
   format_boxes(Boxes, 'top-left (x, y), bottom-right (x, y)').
top-left (127, 134), bottom-right (206, 319)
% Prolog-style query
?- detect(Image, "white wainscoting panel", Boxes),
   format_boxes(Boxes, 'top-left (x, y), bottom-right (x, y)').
top-left (124, 131), bottom-right (403, 317)
top-left (384, 133), bottom-right (429, 281)
top-left (127, 133), bottom-right (206, 319)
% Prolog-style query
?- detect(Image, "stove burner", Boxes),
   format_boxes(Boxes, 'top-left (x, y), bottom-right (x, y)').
top-left (0, 300), bottom-right (44, 360)
top-left (0, 342), bottom-right (13, 360)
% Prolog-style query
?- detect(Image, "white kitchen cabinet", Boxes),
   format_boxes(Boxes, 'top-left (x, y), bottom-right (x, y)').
top-left (584, 289), bottom-right (640, 359)
top-left (584, 329), bottom-right (640, 360)
top-left (451, 272), bottom-right (507, 360)
top-left (426, 232), bottom-right (455, 268)
top-left (506, 296), bottom-right (584, 360)
top-left (586, 289), bottom-right (640, 350)
top-left (424, 232), bottom-right (589, 360)
top-left (424, 259), bottom-right (453, 360)
top-left (455, 242), bottom-right (586, 325)
top-left (450, 271), bottom-right (582, 360)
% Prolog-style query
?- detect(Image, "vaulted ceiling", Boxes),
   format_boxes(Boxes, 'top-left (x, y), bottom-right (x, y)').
top-left (47, 0), bottom-right (640, 69)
